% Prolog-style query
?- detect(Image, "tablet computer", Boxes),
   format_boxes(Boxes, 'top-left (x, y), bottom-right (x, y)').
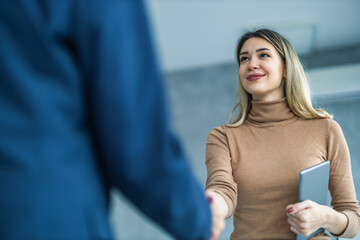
top-left (296, 161), bottom-right (330, 240)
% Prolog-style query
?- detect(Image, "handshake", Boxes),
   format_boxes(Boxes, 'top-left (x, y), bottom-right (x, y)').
top-left (205, 190), bottom-right (229, 240)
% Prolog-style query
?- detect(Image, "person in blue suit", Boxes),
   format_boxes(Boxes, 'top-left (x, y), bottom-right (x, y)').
top-left (0, 1), bottom-right (224, 239)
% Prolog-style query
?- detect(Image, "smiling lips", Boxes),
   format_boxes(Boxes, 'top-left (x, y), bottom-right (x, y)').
top-left (247, 73), bottom-right (265, 81)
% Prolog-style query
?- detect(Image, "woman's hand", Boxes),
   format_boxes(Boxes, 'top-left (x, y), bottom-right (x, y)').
top-left (205, 190), bottom-right (228, 240)
top-left (286, 200), bottom-right (348, 237)
top-left (286, 200), bottom-right (327, 236)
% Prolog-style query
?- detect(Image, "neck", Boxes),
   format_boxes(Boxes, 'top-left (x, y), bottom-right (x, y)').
top-left (246, 97), bottom-right (296, 126)
top-left (252, 93), bottom-right (285, 102)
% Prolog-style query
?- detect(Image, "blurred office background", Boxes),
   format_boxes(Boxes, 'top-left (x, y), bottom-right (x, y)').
top-left (110, 1), bottom-right (360, 239)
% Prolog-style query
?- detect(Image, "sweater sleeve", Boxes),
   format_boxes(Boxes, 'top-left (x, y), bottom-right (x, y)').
top-left (205, 126), bottom-right (237, 218)
top-left (327, 120), bottom-right (360, 238)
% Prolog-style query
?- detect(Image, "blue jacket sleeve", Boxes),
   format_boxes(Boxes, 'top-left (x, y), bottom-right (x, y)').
top-left (72, 1), bottom-right (211, 239)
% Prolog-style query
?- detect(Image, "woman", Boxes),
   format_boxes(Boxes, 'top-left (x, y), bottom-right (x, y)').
top-left (205, 29), bottom-right (360, 239)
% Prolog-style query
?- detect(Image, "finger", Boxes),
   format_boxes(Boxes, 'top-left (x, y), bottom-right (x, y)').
top-left (287, 214), bottom-right (297, 224)
top-left (211, 227), bottom-right (222, 240)
top-left (287, 200), bottom-right (315, 215)
top-left (212, 220), bottom-right (225, 236)
top-left (286, 212), bottom-right (300, 219)
top-left (290, 226), bottom-right (300, 235)
top-left (286, 211), bottom-right (297, 218)
top-left (211, 232), bottom-right (219, 240)
top-left (205, 190), bottom-right (215, 202)
top-left (287, 214), bottom-right (301, 230)
top-left (289, 210), bottom-right (311, 224)
top-left (289, 218), bottom-right (311, 236)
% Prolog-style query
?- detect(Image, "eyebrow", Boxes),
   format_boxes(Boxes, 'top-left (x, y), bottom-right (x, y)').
top-left (239, 48), bottom-right (271, 56)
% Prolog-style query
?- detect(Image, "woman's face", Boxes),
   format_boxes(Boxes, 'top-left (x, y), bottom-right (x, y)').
top-left (238, 37), bottom-right (286, 101)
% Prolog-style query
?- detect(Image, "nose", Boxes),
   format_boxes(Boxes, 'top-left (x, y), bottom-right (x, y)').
top-left (248, 58), bottom-right (259, 70)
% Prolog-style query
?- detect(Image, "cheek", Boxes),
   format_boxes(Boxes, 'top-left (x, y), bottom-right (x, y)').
top-left (239, 76), bottom-right (251, 94)
top-left (277, 63), bottom-right (284, 76)
top-left (238, 68), bottom-right (247, 87)
top-left (266, 62), bottom-right (284, 83)
top-left (276, 61), bottom-right (286, 79)
top-left (238, 65), bottom-right (247, 80)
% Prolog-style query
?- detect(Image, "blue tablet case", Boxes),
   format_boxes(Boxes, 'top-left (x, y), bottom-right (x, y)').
top-left (296, 161), bottom-right (330, 240)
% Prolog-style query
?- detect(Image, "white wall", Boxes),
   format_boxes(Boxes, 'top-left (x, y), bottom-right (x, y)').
top-left (145, 0), bottom-right (360, 72)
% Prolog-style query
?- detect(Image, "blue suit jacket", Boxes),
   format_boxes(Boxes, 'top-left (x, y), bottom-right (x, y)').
top-left (0, 1), bottom-right (211, 239)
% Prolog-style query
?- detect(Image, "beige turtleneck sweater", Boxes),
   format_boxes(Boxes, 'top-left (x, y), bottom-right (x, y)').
top-left (205, 97), bottom-right (360, 240)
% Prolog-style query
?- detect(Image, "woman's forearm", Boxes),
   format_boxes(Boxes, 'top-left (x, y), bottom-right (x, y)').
top-left (323, 205), bottom-right (348, 236)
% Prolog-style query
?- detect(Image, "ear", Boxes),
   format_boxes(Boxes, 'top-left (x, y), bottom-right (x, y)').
top-left (283, 65), bottom-right (287, 79)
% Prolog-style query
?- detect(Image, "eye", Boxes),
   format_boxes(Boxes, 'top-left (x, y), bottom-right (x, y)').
top-left (260, 53), bottom-right (270, 58)
top-left (240, 56), bottom-right (248, 63)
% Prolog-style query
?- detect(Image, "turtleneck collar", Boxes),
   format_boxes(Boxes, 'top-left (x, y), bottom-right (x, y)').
top-left (246, 97), bottom-right (296, 126)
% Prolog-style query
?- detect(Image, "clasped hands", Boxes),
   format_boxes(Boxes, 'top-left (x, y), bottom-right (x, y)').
top-left (205, 190), bottom-right (228, 240)
top-left (204, 195), bottom-right (326, 239)
top-left (204, 195), bottom-right (347, 239)
top-left (204, 192), bottom-right (326, 240)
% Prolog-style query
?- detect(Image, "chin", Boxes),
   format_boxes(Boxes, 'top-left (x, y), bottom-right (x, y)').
top-left (246, 89), bottom-right (266, 97)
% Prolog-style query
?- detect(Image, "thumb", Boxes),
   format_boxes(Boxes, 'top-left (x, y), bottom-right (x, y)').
top-left (205, 190), bottom-right (216, 204)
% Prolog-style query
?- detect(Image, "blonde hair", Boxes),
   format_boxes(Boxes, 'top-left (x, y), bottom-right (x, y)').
top-left (227, 29), bottom-right (332, 127)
